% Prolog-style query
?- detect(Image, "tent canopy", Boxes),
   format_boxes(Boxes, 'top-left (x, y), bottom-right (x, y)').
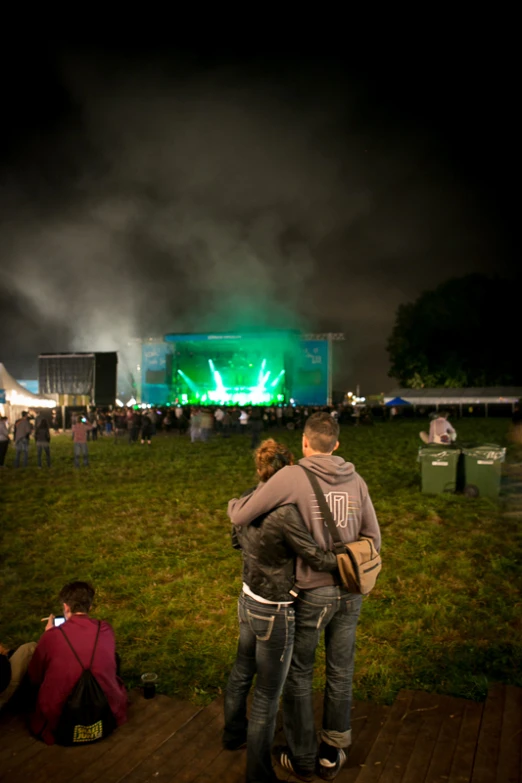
top-left (0, 363), bottom-right (56, 409)
top-left (385, 397), bottom-right (411, 407)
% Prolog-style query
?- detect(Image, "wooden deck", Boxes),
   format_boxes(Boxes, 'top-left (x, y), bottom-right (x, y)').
top-left (1, 683), bottom-right (520, 782)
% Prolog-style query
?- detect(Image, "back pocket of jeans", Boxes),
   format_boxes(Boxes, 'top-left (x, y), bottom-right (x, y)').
top-left (247, 611), bottom-right (275, 641)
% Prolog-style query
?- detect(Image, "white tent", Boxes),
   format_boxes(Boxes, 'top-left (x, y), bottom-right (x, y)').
top-left (0, 362), bottom-right (56, 423)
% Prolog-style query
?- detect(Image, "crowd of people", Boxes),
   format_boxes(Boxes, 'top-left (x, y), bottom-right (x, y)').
top-left (1, 411), bottom-right (381, 782)
top-left (0, 403), bottom-right (361, 468)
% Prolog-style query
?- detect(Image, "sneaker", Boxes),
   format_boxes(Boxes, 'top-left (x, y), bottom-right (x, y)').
top-left (274, 746), bottom-right (314, 782)
top-left (317, 747), bottom-right (347, 780)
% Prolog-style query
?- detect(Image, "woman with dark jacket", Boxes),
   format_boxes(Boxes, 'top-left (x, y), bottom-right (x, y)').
top-left (35, 417), bottom-right (51, 468)
top-left (223, 439), bottom-right (338, 783)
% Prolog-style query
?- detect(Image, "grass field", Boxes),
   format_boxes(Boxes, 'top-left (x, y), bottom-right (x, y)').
top-left (1, 418), bottom-right (521, 705)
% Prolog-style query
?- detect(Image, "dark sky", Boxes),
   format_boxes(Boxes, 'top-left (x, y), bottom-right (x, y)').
top-left (0, 36), bottom-right (517, 394)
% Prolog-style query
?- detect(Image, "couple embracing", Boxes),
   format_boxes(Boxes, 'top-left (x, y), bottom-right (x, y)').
top-left (225, 412), bottom-right (381, 783)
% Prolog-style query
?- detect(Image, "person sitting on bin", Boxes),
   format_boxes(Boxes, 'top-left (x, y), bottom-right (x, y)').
top-left (420, 411), bottom-right (457, 445)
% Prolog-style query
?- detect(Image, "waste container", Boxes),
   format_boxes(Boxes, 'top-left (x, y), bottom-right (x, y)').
top-left (418, 444), bottom-right (461, 494)
top-left (461, 444), bottom-right (506, 499)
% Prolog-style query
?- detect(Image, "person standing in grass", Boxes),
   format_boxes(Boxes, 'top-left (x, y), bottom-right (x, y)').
top-left (229, 412), bottom-right (381, 781)
top-left (0, 415), bottom-right (10, 468)
top-left (140, 413), bottom-right (154, 445)
top-left (72, 417), bottom-right (91, 468)
top-left (224, 439), bottom-right (339, 783)
top-left (35, 417), bottom-right (51, 468)
top-left (13, 410), bottom-right (32, 468)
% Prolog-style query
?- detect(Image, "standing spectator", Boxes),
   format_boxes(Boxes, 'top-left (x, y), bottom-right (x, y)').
top-left (512, 402), bottom-right (522, 444)
top-left (13, 411), bottom-right (32, 468)
top-left (104, 412), bottom-right (113, 436)
top-left (221, 410), bottom-right (232, 438)
top-left (200, 409), bottom-right (214, 442)
top-left (0, 416), bottom-right (10, 468)
top-left (129, 410), bottom-right (141, 444)
top-left (72, 417), bottom-right (92, 468)
top-left (249, 406), bottom-right (264, 450)
top-left (229, 412), bottom-right (381, 780)
top-left (190, 408), bottom-right (202, 443)
top-left (239, 409), bottom-right (249, 434)
top-left (224, 440), bottom-right (338, 783)
top-left (140, 413), bottom-right (153, 445)
top-left (87, 410), bottom-right (98, 441)
top-left (35, 417), bottom-right (52, 468)
top-left (214, 407), bottom-right (225, 434)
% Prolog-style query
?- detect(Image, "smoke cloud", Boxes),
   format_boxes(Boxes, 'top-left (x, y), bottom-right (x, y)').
top-left (0, 52), bottom-right (505, 392)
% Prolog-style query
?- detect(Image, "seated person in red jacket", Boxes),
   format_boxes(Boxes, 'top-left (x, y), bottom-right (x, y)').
top-left (28, 581), bottom-right (128, 745)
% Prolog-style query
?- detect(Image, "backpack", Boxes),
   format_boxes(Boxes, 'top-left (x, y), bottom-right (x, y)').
top-left (55, 621), bottom-right (117, 746)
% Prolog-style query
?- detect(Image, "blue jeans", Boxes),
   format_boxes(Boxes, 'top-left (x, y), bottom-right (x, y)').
top-left (14, 440), bottom-right (29, 467)
top-left (74, 442), bottom-right (89, 467)
top-left (282, 586), bottom-right (363, 771)
top-left (37, 444), bottom-right (51, 467)
top-left (224, 592), bottom-right (295, 783)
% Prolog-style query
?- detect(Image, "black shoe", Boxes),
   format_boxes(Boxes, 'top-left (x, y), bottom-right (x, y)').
top-left (274, 746), bottom-right (314, 782)
top-left (317, 747), bottom-right (347, 780)
top-left (222, 734), bottom-right (247, 751)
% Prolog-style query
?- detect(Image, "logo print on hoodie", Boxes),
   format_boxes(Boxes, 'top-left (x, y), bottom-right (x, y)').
top-left (316, 492), bottom-right (360, 528)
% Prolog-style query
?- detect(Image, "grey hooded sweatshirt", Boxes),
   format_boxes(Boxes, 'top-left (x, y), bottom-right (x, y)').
top-left (228, 454), bottom-right (381, 590)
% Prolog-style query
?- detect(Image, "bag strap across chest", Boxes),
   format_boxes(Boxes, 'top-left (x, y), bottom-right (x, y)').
top-left (59, 620), bottom-right (101, 672)
top-left (300, 466), bottom-right (345, 554)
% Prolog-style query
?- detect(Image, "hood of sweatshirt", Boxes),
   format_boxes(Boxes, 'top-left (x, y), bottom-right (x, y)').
top-left (298, 454), bottom-right (355, 485)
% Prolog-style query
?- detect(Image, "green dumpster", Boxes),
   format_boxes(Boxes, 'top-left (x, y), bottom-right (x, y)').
top-left (418, 444), bottom-right (461, 494)
top-left (461, 444), bottom-right (506, 499)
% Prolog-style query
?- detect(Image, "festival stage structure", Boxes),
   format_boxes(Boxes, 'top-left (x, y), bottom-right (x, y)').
top-left (137, 331), bottom-right (344, 407)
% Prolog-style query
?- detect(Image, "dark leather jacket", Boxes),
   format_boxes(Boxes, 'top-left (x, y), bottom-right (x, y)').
top-left (232, 499), bottom-right (338, 602)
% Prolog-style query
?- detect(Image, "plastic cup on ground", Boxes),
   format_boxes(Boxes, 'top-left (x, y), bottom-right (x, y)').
top-left (141, 672), bottom-right (158, 699)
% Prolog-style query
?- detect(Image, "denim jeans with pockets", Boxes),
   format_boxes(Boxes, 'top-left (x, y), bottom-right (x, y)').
top-left (282, 585), bottom-right (363, 771)
top-left (224, 591), bottom-right (295, 783)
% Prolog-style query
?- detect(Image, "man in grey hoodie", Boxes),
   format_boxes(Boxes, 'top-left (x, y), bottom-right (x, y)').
top-left (228, 411), bottom-right (380, 781)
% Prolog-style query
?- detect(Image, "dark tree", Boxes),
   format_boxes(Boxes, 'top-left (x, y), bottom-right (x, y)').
top-left (387, 274), bottom-right (520, 388)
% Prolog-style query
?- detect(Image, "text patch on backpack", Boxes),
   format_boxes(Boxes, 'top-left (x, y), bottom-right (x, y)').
top-left (73, 720), bottom-right (104, 743)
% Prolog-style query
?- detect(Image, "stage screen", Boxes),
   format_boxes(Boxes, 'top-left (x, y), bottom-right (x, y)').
top-left (163, 332), bottom-right (299, 406)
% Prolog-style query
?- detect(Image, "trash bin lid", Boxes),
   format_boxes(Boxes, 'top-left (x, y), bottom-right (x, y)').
top-left (418, 446), bottom-right (461, 459)
top-left (461, 444), bottom-right (506, 461)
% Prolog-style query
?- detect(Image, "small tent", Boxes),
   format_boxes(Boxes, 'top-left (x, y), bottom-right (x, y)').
top-left (384, 397), bottom-right (411, 407)
top-left (0, 363), bottom-right (56, 423)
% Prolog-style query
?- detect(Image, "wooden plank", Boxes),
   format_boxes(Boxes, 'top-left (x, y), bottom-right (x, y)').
top-left (77, 701), bottom-right (200, 783)
top-left (423, 696), bottom-right (466, 783)
top-left (471, 683), bottom-right (505, 783)
top-left (354, 689), bottom-right (415, 782)
top-left (399, 692), bottom-right (452, 783)
top-left (0, 688), bottom-right (145, 770)
top-left (119, 697), bottom-right (223, 783)
top-left (495, 685), bottom-right (522, 783)
top-left (343, 703), bottom-right (391, 783)
top-left (192, 747), bottom-right (247, 783)
top-left (448, 700), bottom-right (484, 783)
top-left (1, 738), bottom-right (52, 783)
top-left (117, 701), bottom-right (223, 783)
top-left (374, 701), bottom-right (422, 783)
top-left (16, 693), bottom-right (174, 783)
top-left (0, 713), bottom-right (42, 759)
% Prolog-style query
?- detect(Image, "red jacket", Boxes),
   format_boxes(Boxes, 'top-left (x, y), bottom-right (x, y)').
top-left (28, 615), bottom-right (128, 745)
